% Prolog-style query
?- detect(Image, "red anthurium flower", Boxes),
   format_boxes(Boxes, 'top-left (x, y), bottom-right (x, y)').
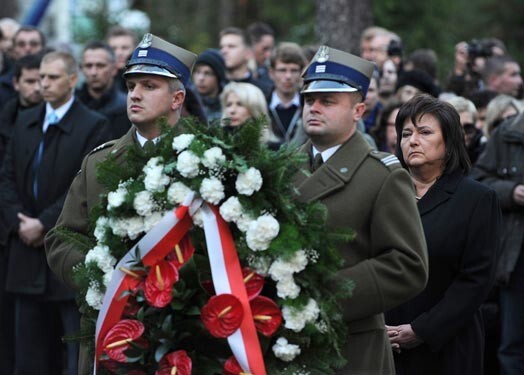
top-left (102, 320), bottom-right (145, 363)
top-left (155, 350), bottom-right (192, 375)
top-left (223, 356), bottom-right (245, 375)
top-left (250, 296), bottom-right (282, 337)
top-left (166, 236), bottom-right (195, 269)
top-left (119, 267), bottom-right (146, 293)
top-left (201, 294), bottom-right (244, 338)
top-left (242, 268), bottom-right (264, 300)
top-left (144, 260), bottom-right (179, 308)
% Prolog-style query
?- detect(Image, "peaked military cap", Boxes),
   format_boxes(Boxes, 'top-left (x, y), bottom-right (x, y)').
top-left (301, 45), bottom-right (375, 98)
top-left (124, 33), bottom-right (197, 86)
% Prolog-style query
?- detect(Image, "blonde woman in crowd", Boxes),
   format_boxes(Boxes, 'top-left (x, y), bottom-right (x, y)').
top-left (220, 81), bottom-right (277, 143)
top-left (484, 94), bottom-right (523, 137)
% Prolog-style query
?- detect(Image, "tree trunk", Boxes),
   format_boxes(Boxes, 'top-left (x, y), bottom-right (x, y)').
top-left (316, 0), bottom-right (373, 54)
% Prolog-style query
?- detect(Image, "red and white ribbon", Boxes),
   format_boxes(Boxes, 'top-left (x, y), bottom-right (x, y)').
top-left (201, 204), bottom-right (266, 375)
top-left (94, 192), bottom-right (195, 373)
top-left (94, 192), bottom-right (266, 374)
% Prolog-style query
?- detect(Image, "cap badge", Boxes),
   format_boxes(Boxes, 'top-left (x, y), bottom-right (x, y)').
top-left (138, 33), bottom-right (153, 48)
top-left (316, 46), bottom-right (330, 63)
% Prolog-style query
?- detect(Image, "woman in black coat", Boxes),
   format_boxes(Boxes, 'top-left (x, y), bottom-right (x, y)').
top-left (385, 94), bottom-right (502, 375)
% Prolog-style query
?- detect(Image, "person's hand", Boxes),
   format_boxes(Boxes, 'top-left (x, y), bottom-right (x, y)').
top-left (17, 213), bottom-right (45, 247)
top-left (513, 185), bottom-right (524, 206)
top-left (386, 324), bottom-right (423, 350)
top-left (386, 325), bottom-right (402, 353)
top-left (454, 41), bottom-right (469, 75)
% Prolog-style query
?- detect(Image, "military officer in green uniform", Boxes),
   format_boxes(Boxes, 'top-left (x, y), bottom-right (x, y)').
top-left (294, 46), bottom-right (429, 374)
top-left (45, 33), bottom-right (197, 374)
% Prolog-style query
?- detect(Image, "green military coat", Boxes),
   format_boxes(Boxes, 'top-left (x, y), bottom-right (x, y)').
top-left (294, 131), bottom-right (429, 375)
top-left (45, 128), bottom-right (137, 374)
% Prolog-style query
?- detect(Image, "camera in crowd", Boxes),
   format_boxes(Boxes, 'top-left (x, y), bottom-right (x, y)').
top-left (467, 39), bottom-right (494, 60)
top-left (387, 39), bottom-right (403, 57)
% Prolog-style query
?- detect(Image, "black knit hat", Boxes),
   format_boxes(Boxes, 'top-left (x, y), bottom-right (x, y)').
top-left (396, 69), bottom-right (441, 97)
top-left (195, 49), bottom-right (227, 90)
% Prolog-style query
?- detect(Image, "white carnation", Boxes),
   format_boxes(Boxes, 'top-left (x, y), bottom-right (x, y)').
top-left (166, 182), bottom-right (191, 205)
top-left (85, 245), bottom-right (116, 273)
top-left (107, 185), bottom-right (127, 210)
top-left (86, 282), bottom-right (104, 310)
top-left (302, 298), bottom-right (320, 322)
top-left (202, 147), bottom-right (226, 169)
top-left (282, 304), bottom-right (307, 332)
top-left (109, 217), bottom-right (127, 237)
top-left (236, 213), bottom-right (254, 233)
top-left (275, 276), bottom-right (301, 299)
top-left (126, 216), bottom-right (145, 240)
top-left (143, 211), bottom-right (163, 232)
top-left (219, 196), bottom-right (243, 223)
top-left (282, 298), bottom-right (320, 332)
top-left (246, 214), bottom-right (279, 251)
top-left (103, 270), bottom-right (114, 287)
top-left (133, 191), bottom-right (155, 216)
top-left (177, 151), bottom-right (200, 178)
top-left (191, 208), bottom-right (203, 227)
top-left (235, 167), bottom-right (263, 196)
top-left (94, 216), bottom-right (109, 242)
top-left (287, 250), bottom-right (308, 273)
top-left (272, 337), bottom-right (301, 362)
top-left (269, 259), bottom-right (294, 281)
top-left (143, 157), bottom-right (170, 193)
top-left (199, 177), bottom-right (225, 205)
top-left (269, 251), bottom-right (308, 285)
top-left (172, 134), bottom-right (195, 152)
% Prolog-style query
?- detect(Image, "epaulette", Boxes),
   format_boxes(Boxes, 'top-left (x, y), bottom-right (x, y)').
top-left (369, 150), bottom-right (401, 169)
top-left (88, 140), bottom-right (117, 156)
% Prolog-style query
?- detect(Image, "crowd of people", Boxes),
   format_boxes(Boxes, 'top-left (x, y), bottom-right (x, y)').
top-left (0, 16), bottom-right (522, 375)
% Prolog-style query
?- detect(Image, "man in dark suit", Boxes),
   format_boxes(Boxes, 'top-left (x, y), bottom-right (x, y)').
top-left (293, 46), bottom-right (428, 374)
top-left (45, 33), bottom-right (197, 375)
top-left (77, 41), bottom-right (131, 139)
top-left (0, 50), bottom-right (110, 375)
top-left (0, 52), bottom-right (43, 375)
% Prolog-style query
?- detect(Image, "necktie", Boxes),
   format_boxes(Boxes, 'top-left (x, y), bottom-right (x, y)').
top-left (311, 153), bottom-right (323, 172)
top-left (143, 140), bottom-right (156, 154)
top-left (33, 112), bottom-right (59, 198)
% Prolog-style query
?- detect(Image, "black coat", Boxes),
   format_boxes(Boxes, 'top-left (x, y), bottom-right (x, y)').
top-left (0, 99), bottom-right (110, 298)
top-left (386, 171), bottom-right (502, 375)
top-left (471, 113), bottom-right (524, 284)
top-left (76, 83), bottom-right (131, 140)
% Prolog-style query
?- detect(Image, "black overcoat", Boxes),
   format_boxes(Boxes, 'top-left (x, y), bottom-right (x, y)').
top-left (386, 171), bottom-right (502, 375)
top-left (0, 99), bottom-right (109, 297)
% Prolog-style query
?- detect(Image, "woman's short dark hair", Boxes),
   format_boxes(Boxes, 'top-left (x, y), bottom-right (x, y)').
top-left (395, 94), bottom-right (471, 175)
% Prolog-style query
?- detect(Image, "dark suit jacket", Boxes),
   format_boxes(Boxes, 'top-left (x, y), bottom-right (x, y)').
top-left (0, 99), bottom-right (110, 298)
top-left (386, 171), bottom-right (501, 375)
top-left (294, 131), bottom-right (428, 374)
top-left (76, 83), bottom-right (131, 140)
